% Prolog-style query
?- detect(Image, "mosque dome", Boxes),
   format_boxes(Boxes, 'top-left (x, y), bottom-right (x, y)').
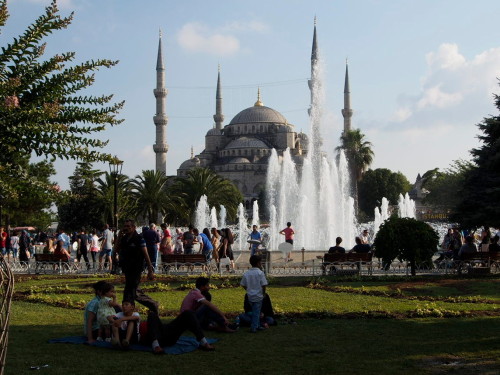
top-left (225, 136), bottom-right (269, 149)
top-left (229, 105), bottom-right (288, 125)
top-left (206, 128), bottom-right (222, 136)
top-left (179, 157), bottom-right (200, 170)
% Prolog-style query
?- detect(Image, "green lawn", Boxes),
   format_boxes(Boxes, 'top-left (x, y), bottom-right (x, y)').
top-left (6, 275), bottom-right (500, 375)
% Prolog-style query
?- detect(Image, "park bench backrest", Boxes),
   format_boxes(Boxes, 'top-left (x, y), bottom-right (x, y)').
top-left (161, 254), bottom-right (207, 264)
top-left (323, 252), bottom-right (373, 263)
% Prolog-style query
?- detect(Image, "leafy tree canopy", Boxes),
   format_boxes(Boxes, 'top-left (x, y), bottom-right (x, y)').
top-left (420, 160), bottom-right (473, 209)
top-left (0, 0), bottom-right (123, 199)
top-left (358, 168), bottom-right (411, 218)
top-left (373, 217), bottom-right (439, 275)
top-left (166, 168), bottom-right (243, 226)
top-left (452, 83), bottom-right (500, 228)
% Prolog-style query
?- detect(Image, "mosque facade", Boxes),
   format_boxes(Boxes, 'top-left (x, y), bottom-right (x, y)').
top-left (154, 23), bottom-right (353, 209)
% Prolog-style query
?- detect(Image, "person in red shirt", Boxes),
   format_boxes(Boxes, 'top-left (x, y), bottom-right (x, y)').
top-left (1, 227), bottom-right (8, 256)
top-left (279, 222), bottom-right (295, 262)
top-left (180, 277), bottom-right (235, 333)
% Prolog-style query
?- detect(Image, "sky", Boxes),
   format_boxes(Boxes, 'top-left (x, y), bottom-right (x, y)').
top-left (6, 0), bottom-right (500, 189)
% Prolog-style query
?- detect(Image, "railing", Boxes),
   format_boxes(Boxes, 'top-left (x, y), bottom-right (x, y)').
top-left (7, 255), bottom-right (500, 276)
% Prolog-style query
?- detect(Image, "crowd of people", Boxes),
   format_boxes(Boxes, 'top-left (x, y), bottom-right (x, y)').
top-left (84, 220), bottom-right (273, 353)
top-left (436, 226), bottom-right (500, 262)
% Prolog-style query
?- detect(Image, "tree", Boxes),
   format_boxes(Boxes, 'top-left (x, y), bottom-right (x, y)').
top-left (453, 85), bottom-right (500, 228)
top-left (421, 160), bottom-right (473, 209)
top-left (96, 172), bottom-right (135, 227)
top-left (0, 0), bottom-right (123, 200)
top-left (57, 162), bottom-right (104, 231)
top-left (336, 129), bottom-right (374, 210)
top-left (4, 158), bottom-right (57, 229)
top-left (130, 170), bottom-right (169, 224)
top-left (358, 168), bottom-right (411, 218)
top-left (373, 217), bottom-right (439, 276)
top-left (166, 168), bottom-right (243, 226)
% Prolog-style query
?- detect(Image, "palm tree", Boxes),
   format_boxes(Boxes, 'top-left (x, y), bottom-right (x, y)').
top-left (166, 168), bottom-right (243, 226)
top-left (336, 129), bottom-right (374, 211)
top-left (130, 170), bottom-right (169, 224)
top-left (96, 172), bottom-right (134, 226)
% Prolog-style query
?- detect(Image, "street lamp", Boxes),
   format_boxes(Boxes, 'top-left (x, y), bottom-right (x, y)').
top-left (108, 158), bottom-right (123, 233)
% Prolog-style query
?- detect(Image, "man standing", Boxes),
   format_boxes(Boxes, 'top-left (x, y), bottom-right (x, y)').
top-left (183, 226), bottom-right (195, 255)
top-left (143, 223), bottom-right (161, 270)
top-left (115, 219), bottom-right (157, 312)
top-left (248, 225), bottom-right (262, 256)
top-left (99, 224), bottom-right (113, 271)
top-left (77, 228), bottom-right (91, 270)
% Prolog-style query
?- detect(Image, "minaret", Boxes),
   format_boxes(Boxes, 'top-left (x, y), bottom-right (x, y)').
top-left (213, 64), bottom-right (224, 130)
top-left (308, 16), bottom-right (318, 117)
top-left (153, 30), bottom-right (168, 174)
top-left (341, 60), bottom-right (353, 134)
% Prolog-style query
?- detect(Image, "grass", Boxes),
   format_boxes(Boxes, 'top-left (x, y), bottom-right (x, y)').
top-left (6, 275), bottom-right (500, 375)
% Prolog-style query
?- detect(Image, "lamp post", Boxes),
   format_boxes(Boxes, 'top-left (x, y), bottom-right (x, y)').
top-left (108, 158), bottom-right (123, 233)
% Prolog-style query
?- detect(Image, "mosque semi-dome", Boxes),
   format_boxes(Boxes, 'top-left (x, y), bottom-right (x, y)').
top-left (206, 128), bottom-right (222, 136)
top-left (225, 136), bottom-right (269, 149)
top-left (229, 105), bottom-right (288, 126)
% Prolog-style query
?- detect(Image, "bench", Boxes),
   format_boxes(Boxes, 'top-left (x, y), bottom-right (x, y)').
top-left (34, 253), bottom-right (73, 274)
top-left (457, 252), bottom-right (500, 275)
top-left (160, 254), bottom-right (210, 273)
top-left (322, 252), bottom-right (373, 276)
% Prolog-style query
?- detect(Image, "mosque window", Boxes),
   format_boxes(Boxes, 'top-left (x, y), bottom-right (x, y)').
top-left (244, 125), bottom-right (247, 132)
top-left (252, 125), bottom-right (255, 132)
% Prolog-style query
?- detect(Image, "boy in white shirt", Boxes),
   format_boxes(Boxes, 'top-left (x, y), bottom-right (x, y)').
top-left (240, 255), bottom-right (268, 333)
top-left (111, 300), bottom-right (140, 349)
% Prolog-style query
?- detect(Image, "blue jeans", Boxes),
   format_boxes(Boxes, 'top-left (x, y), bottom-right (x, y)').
top-left (250, 300), bottom-right (263, 331)
top-left (195, 305), bottom-right (224, 328)
top-left (147, 244), bottom-right (158, 268)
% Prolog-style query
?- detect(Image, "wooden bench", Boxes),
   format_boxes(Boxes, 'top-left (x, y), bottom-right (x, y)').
top-left (160, 254), bottom-right (209, 273)
top-left (457, 252), bottom-right (500, 275)
top-left (34, 253), bottom-right (72, 274)
top-left (322, 252), bottom-right (373, 276)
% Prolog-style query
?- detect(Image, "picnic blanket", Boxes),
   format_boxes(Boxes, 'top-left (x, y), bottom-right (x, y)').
top-left (49, 336), bottom-right (217, 355)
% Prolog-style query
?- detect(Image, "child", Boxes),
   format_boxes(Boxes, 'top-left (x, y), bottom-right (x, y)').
top-left (111, 300), bottom-right (140, 349)
top-left (96, 283), bottom-right (119, 342)
top-left (84, 281), bottom-right (109, 344)
top-left (240, 255), bottom-right (268, 333)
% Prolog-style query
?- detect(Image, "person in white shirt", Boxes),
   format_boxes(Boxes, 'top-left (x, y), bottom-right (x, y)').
top-left (240, 255), bottom-right (268, 333)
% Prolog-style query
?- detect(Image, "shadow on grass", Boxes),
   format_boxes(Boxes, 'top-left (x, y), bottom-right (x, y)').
top-left (6, 317), bottom-right (500, 375)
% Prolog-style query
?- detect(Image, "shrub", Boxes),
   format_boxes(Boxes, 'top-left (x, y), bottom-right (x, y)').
top-left (373, 217), bottom-right (439, 275)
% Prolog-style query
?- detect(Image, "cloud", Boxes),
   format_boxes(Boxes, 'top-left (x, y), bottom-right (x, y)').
top-left (389, 43), bottom-right (500, 129)
top-left (221, 20), bottom-right (269, 33)
top-left (177, 22), bottom-right (240, 56)
top-left (176, 20), bottom-right (269, 56)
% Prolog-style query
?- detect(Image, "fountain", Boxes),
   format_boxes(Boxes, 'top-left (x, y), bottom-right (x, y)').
top-left (251, 200), bottom-right (260, 227)
top-left (236, 203), bottom-right (249, 251)
top-left (398, 193), bottom-right (416, 219)
top-left (194, 195), bottom-right (210, 231)
top-left (374, 197), bottom-right (390, 236)
top-left (210, 207), bottom-right (218, 229)
top-left (265, 49), bottom-right (357, 250)
top-left (219, 205), bottom-right (227, 229)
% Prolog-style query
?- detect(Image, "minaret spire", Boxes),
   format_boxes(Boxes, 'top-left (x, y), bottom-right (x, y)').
top-left (308, 17), bottom-right (319, 117)
top-left (153, 30), bottom-right (168, 174)
top-left (341, 59), bottom-right (353, 134)
top-left (213, 64), bottom-right (224, 130)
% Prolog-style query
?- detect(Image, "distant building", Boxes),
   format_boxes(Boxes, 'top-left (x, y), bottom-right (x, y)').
top-left (154, 22), bottom-right (354, 208)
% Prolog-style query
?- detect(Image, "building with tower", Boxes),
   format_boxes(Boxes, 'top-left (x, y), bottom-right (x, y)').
top-left (153, 31), bottom-right (168, 174)
top-left (154, 21), bottom-right (354, 208)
